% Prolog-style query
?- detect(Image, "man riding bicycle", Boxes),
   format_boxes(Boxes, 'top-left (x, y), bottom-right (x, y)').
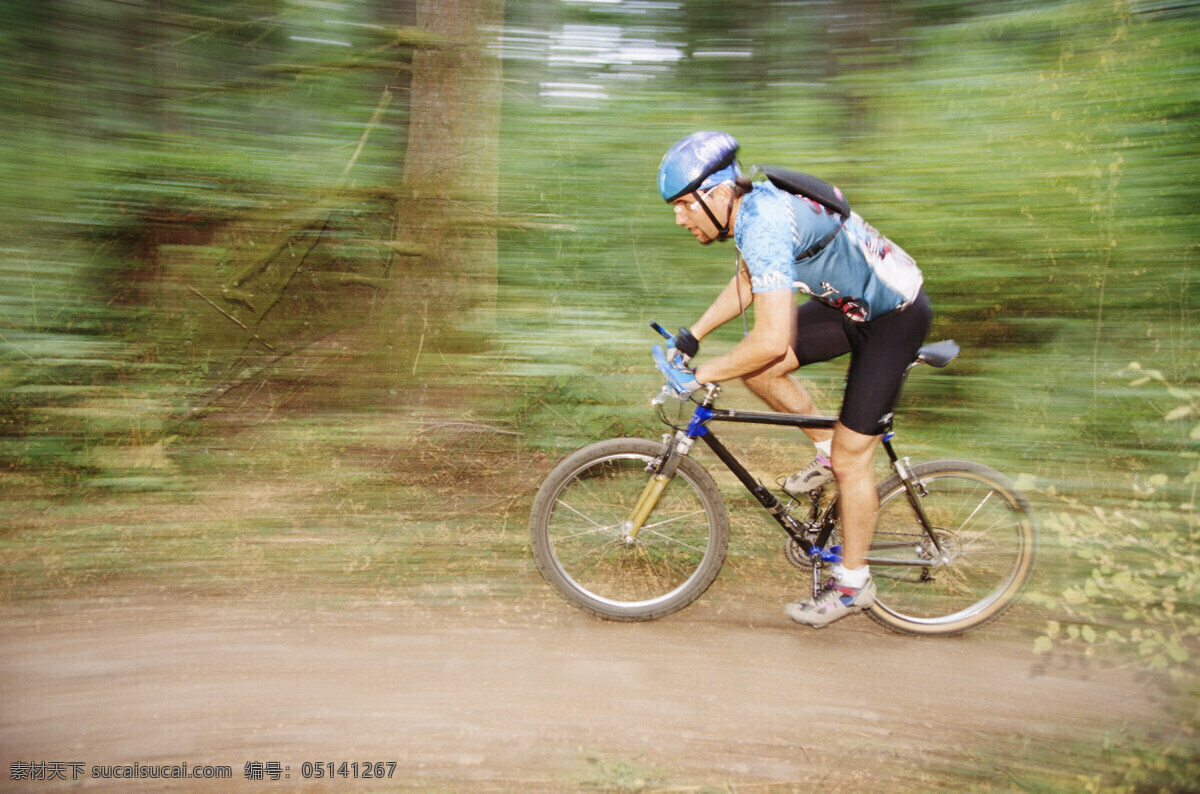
top-left (656, 131), bottom-right (932, 628)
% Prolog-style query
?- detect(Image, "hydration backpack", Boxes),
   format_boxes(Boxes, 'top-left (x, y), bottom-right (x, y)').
top-left (754, 165), bottom-right (850, 260)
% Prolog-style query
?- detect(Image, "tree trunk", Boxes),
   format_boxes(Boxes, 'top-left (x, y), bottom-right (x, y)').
top-left (385, 0), bottom-right (505, 381)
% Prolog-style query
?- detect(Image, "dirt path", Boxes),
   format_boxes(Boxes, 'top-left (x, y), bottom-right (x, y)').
top-left (0, 590), bottom-right (1167, 792)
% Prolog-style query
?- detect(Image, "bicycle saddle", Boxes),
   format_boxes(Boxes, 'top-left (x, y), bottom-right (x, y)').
top-left (916, 340), bottom-right (959, 368)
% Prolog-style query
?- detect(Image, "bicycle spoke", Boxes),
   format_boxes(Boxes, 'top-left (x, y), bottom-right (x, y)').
top-left (553, 498), bottom-right (610, 529)
top-left (641, 508), bottom-right (708, 532)
top-left (639, 526), bottom-right (708, 555)
top-left (551, 499), bottom-right (622, 541)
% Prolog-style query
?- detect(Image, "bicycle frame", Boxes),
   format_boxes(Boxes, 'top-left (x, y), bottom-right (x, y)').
top-left (643, 387), bottom-right (949, 576)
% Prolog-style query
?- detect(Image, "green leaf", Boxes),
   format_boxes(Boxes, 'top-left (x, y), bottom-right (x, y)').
top-left (1064, 588), bottom-right (1089, 605)
top-left (1033, 636), bottom-right (1053, 654)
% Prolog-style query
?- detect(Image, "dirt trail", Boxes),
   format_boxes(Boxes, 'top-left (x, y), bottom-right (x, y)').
top-left (0, 590), bottom-right (1166, 791)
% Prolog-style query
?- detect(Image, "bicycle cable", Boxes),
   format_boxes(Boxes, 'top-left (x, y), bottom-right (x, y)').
top-left (656, 391), bottom-right (702, 431)
top-left (734, 251), bottom-right (749, 338)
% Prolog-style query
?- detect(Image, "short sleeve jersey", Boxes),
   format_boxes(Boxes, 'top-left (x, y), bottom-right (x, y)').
top-left (732, 181), bottom-right (923, 322)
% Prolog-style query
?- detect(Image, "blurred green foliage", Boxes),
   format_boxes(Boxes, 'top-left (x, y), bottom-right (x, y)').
top-left (0, 2), bottom-right (1197, 785)
top-left (1, 0), bottom-right (1195, 483)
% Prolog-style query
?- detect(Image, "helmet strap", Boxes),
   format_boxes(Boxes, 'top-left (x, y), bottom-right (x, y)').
top-left (691, 190), bottom-right (731, 240)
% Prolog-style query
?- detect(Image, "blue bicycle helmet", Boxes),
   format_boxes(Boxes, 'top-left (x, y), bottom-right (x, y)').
top-left (657, 131), bottom-right (740, 202)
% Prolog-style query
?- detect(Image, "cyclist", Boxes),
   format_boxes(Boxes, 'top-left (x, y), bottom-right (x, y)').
top-left (656, 131), bottom-right (932, 628)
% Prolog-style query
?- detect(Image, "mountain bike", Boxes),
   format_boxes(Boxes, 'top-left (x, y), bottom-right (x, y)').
top-left (529, 322), bottom-right (1036, 636)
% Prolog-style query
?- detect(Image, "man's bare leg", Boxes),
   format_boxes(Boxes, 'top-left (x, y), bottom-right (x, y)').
top-left (830, 421), bottom-right (882, 569)
top-left (740, 350), bottom-right (833, 447)
top-left (786, 424), bottom-right (883, 628)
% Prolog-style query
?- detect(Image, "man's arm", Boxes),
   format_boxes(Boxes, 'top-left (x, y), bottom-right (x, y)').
top-left (694, 287), bottom-right (795, 384)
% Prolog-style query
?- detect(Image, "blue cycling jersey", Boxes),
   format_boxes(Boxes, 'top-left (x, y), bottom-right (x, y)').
top-left (733, 182), bottom-right (923, 322)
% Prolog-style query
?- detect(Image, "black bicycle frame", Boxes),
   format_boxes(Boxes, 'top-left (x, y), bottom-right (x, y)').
top-left (677, 401), bottom-right (946, 566)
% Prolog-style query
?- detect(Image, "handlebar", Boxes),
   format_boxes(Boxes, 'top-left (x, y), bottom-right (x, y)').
top-left (650, 320), bottom-right (716, 403)
top-left (650, 319), bottom-right (686, 372)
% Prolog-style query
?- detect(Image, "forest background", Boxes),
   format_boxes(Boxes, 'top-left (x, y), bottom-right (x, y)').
top-left (0, 0), bottom-right (1197, 788)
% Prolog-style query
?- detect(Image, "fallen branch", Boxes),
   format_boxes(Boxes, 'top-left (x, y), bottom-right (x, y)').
top-left (223, 84), bottom-right (397, 292)
top-left (336, 86), bottom-right (394, 189)
top-left (308, 272), bottom-right (388, 290)
top-left (185, 284), bottom-right (275, 351)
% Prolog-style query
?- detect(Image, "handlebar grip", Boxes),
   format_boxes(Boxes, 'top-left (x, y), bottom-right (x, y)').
top-left (653, 343), bottom-right (693, 374)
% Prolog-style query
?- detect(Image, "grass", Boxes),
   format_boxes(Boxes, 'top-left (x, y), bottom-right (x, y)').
top-left (579, 754), bottom-right (661, 792)
top-left (0, 402), bottom-right (542, 605)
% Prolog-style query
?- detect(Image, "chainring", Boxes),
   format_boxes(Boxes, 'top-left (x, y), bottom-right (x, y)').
top-left (784, 538), bottom-right (809, 570)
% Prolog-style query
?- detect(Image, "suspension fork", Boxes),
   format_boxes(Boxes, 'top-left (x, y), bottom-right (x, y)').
top-left (623, 389), bottom-right (722, 542)
top-left (621, 431), bottom-right (694, 543)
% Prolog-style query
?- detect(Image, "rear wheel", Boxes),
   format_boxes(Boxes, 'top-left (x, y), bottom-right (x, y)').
top-left (867, 460), bottom-right (1035, 636)
top-left (530, 438), bottom-right (729, 621)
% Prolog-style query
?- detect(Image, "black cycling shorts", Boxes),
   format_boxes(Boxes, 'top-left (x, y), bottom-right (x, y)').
top-left (791, 289), bottom-right (933, 436)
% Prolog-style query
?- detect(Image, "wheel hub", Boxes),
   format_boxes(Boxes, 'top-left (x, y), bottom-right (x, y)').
top-left (916, 530), bottom-right (957, 565)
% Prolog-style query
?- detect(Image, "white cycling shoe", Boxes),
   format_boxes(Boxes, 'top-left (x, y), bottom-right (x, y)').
top-left (786, 576), bottom-right (876, 628)
top-left (783, 454), bottom-right (834, 494)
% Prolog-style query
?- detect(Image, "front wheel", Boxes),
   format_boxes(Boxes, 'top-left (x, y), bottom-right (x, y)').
top-left (867, 460), bottom-right (1035, 636)
top-left (529, 438), bottom-right (729, 621)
